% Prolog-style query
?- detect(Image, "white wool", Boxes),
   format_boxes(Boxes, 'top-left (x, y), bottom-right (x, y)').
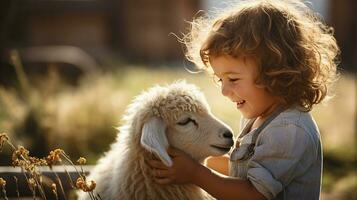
top-left (78, 81), bottom-right (233, 200)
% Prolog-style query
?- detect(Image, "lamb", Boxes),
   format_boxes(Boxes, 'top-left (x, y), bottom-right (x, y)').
top-left (77, 81), bottom-right (234, 200)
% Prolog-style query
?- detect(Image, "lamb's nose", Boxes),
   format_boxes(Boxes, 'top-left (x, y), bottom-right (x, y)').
top-left (222, 131), bottom-right (233, 139)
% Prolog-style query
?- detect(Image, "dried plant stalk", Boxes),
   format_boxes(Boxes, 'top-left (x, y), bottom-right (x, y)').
top-left (0, 177), bottom-right (9, 200)
top-left (1, 132), bottom-right (101, 199)
top-left (54, 171), bottom-right (67, 200)
top-left (13, 176), bottom-right (20, 200)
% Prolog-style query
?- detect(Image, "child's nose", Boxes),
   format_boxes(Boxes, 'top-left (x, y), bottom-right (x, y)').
top-left (221, 82), bottom-right (231, 97)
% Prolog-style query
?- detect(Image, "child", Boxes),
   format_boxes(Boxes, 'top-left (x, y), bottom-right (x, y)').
top-left (148, 0), bottom-right (339, 199)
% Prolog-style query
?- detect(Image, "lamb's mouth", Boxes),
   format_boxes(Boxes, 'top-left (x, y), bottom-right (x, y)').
top-left (210, 145), bottom-right (231, 152)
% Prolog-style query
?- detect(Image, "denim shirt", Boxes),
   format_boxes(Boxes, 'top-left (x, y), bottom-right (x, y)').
top-left (229, 108), bottom-right (322, 200)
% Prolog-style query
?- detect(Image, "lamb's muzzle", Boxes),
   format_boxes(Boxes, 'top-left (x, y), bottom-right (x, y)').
top-left (78, 81), bottom-right (235, 200)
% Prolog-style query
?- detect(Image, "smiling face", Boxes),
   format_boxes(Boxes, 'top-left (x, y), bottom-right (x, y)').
top-left (210, 55), bottom-right (280, 119)
top-left (165, 110), bottom-right (234, 161)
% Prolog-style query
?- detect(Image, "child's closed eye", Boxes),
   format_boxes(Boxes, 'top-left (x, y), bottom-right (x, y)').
top-left (228, 78), bottom-right (240, 82)
top-left (212, 74), bottom-right (240, 85)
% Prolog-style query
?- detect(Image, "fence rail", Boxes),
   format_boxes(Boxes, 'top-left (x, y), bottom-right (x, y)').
top-left (0, 165), bottom-right (93, 198)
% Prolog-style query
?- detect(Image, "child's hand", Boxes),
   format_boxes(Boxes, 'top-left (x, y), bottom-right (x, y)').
top-left (148, 147), bottom-right (201, 185)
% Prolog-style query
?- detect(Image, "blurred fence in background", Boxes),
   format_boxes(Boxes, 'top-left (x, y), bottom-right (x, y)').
top-left (0, 0), bottom-right (356, 71)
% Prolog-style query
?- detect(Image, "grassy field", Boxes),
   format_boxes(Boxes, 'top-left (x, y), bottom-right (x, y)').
top-left (0, 65), bottom-right (355, 199)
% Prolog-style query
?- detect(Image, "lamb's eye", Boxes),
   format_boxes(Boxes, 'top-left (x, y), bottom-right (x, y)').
top-left (177, 118), bottom-right (198, 126)
top-left (177, 118), bottom-right (192, 125)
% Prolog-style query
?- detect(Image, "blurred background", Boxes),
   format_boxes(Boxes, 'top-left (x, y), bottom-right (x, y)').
top-left (0, 0), bottom-right (355, 199)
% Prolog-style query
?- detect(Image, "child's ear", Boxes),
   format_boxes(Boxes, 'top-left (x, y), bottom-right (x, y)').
top-left (141, 117), bottom-right (172, 167)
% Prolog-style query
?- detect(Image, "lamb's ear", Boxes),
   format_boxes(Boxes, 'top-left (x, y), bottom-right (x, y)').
top-left (141, 117), bottom-right (172, 167)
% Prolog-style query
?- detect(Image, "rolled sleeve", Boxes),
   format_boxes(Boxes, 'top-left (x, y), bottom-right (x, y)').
top-left (248, 164), bottom-right (283, 199)
top-left (246, 124), bottom-right (316, 199)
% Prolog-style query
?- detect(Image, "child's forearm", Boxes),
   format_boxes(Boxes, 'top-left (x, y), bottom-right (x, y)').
top-left (192, 164), bottom-right (266, 200)
top-left (206, 155), bottom-right (229, 175)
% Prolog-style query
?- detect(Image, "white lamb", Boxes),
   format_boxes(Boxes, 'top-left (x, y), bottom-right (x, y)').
top-left (77, 81), bottom-right (234, 200)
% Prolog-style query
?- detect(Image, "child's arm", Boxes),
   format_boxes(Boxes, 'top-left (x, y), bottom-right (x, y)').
top-left (205, 155), bottom-right (230, 175)
top-left (149, 147), bottom-right (265, 200)
top-left (194, 163), bottom-right (266, 200)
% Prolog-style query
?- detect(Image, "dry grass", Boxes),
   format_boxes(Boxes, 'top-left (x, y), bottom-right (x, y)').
top-left (0, 133), bottom-right (101, 199)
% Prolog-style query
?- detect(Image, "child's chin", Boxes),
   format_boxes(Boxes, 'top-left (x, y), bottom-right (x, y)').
top-left (241, 112), bottom-right (255, 119)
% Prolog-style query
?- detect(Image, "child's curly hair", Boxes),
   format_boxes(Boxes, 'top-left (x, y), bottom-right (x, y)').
top-left (184, 0), bottom-right (340, 111)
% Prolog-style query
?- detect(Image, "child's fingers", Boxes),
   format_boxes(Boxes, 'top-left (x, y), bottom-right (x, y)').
top-left (151, 153), bottom-right (160, 160)
top-left (167, 146), bottom-right (182, 157)
top-left (148, 160), bottom-right (169, 170)
top-left (154, 177), bottom-right (172, 185)
top-left (153, 169), bottom-right (171, 178)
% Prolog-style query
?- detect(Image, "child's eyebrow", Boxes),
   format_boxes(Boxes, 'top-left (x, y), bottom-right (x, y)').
top-left (223, 71), bottom-right (240, 75)
top-left (214, 72), bottom-right (241, 78)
